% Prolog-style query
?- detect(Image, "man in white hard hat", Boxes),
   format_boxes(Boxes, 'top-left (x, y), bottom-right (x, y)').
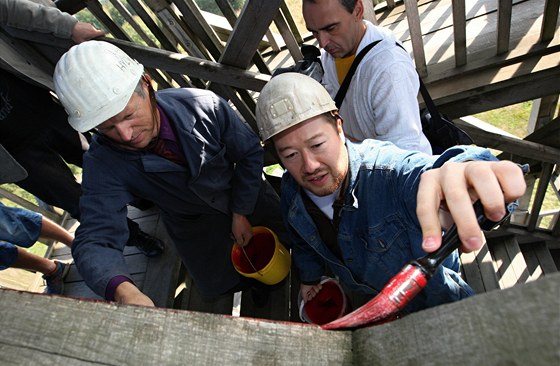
top-left (302, 0), bottom-right (432, 153)
top-left (255, 72), bottom-right (526, 314)
top-left (53, 40), bottom-right (285, 306)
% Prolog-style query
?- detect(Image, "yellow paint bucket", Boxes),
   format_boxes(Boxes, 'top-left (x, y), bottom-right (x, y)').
top-left (231, 226), bottom-right (291, 285)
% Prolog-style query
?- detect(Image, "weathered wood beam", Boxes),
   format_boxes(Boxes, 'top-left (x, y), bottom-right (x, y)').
top-left (435, 62), bottom-right (560, 118)
top-left (280, 1), bottom-right (305, 42)
top-left (220, 0), bottom-right (284, 68)
top-left (108, 0), bottom-right (156, 47)
top-left (528, 163), bottom-right (555, 231)
top-left (528, 95), bottom-right (559, 132)
top-left (0, 289), bottom-right (353, 365)
top-left (213, 1), bottom-right (271, 75)
top-left (274, 6), bottom-right (303, 61)
top-left (540, 0), bottom-right (560, 42)
top-left (106, 38), bottom-right (269, 91)
top-left (171, 0), bottom-right (224, 60)
top-left (84, 0), bottom-right (130, 40)
top-left (496, 0), bottom-right (513, 54)
top-left (451, 0), bottom-right (467, 66)
top-left (403, 0), bottom-right (427, 77)
top-left (363, 0), bottom-right (379, 25)
top-left (127, 0), bottom-right (179, 51)
top-left (0, 187), bottom-right (61, 222)
top-left (1, 273), bottom-right (558, 364)
top-left (453, 118), bottom-right (560, 164)
top-left (353, 274), bottom-right (560, 365)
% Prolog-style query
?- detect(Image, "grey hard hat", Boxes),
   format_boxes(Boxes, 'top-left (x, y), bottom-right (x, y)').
top-left (255, 72), bottom-right (337, 141)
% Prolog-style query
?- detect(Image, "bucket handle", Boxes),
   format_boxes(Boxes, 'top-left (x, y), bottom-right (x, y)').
top-left (240, 244), bottom-right (263, 276)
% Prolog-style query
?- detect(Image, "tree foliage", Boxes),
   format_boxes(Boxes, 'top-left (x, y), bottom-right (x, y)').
top-left (195, 0), bottom-right (245, 15)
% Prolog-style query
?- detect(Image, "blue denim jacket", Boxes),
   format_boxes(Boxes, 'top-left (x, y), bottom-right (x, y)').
top-left (281, 140), bottom-right (498, 313)
top-left (0, 202), bottom-right (42, 270)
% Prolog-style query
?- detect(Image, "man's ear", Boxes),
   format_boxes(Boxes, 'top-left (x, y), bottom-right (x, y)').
top-left (354, 0), bottom-right (364, 19)
top-left (336, 116), bottom-right (346, 140)
top-left (142, 74), bottom-right (154, 88)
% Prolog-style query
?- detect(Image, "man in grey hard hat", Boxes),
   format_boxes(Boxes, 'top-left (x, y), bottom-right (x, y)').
top-left (53, 40), bottom-right (285, 306)
top-left (255, 72), bottom-right (526, 314)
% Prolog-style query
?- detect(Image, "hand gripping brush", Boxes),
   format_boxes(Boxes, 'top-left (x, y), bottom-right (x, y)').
top-left (322, 200), bottom-right (517, 330)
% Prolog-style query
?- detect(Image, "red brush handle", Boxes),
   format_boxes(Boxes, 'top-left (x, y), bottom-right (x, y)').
top-left (322, 200), bottom-right (516, 330)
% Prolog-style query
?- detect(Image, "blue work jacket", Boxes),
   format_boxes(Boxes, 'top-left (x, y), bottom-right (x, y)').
top-left (72, 88), bottom-right (264, 298)
top-left (281, 140), bottom-right (498, 313)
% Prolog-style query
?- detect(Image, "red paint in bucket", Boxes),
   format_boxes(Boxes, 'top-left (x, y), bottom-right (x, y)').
top-left (232, 230), bottom-right (276, 273)
top-left (303, 279), bottom-right (348, 325)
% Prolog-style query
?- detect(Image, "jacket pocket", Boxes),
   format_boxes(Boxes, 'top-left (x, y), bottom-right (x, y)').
top-left (359, 214), bottom-right (407, 254)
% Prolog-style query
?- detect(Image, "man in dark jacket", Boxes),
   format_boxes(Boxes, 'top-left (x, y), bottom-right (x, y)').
top-left (53, 40), bottom-right (286, 306)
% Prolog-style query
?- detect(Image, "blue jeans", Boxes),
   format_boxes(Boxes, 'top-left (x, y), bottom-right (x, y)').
top-left (0, 203), bottom-right (42, 270)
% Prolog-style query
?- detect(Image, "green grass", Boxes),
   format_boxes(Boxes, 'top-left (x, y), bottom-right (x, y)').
top-left (474, 101), bottom-right (533, 138)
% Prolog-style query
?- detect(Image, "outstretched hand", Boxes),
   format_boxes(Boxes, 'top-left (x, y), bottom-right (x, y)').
top-left (417, 160), bottom-right (526, 253)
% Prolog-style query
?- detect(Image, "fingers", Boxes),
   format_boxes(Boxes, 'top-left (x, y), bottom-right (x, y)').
top-left (231, 213), bottom-right (253, 246)
top-left (301, 284), bottom-right (323, 302)
top-left (418, 161), bottom-right (526, 253)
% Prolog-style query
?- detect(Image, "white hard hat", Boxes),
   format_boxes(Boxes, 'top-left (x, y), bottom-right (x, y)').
top-left (53, 40), bottom-right (144, 132)
top-left (255, 72), bottom-right (337, 141)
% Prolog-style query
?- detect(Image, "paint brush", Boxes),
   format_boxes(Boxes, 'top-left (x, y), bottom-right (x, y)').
top-left (322, 200), bottom-right (516, 330)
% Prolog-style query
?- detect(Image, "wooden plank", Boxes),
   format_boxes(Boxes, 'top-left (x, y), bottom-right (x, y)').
top-left (156, 8), bottom-right (209, 59)
top-left (104, 37), bottom-right (269, 91)
top-left (127, 0), bottom-right (180, 51)
top-left (0, 268), bottom-right (41, 292)
top-left (240, 275), bottom-right (291, 321)
top-left (436, 60), bottom-right (560, 118)
top-left (496, 0), bottom-right (512, 54)
top-left (273, 6), bottom-right (304, 61)
top-left (0, 289), bottom-right (353, 365)
top-left (402, 0), bottom-right (427, 76)
top-left (451, 0), bottom-right (467, 66)
top-left (176, 271), bottom-right (235, 315)
top-left (108, 0), bottom-right (157, 47)
top-left (521, 244), bottom-right (545, 282)
top-left (474, 243), bottom-right (501, 292)
top-left (0, 187), bottom-right (62, 222)
top-left (453, 118), bottom-right (560, 164)
top-left (84, 0), bottom-right (131, 41)
top-left (541, 0), bottom-right (560, 41)
top-left (207, 4), bottom-right (271, 74)
top-left (220, 0), bottom-right (285, 67)
top-left (503, 236), bottom-right (531, 284)
top-left (531, 242), bottom-right (559, 274)
top-left (171, 0), bottom-right (224, 60)
top-left (489, 235), bottom-right (528, 288)
top-left (528, 95), bottom-right (559, 132)
top-left (528, 163), bottom-right (554, 231)
top-left (460, 251), bottom-right (486, 293)
top-left (353, 273), bottom-right (560, 365)
top-left (129, 206), bottom-right (182, 308)
top-left (280, 1), bottom-right (305, 43)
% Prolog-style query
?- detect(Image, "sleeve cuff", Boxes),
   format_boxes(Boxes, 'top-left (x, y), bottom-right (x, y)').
top-left (105, 275), bottom-right (133, 301)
